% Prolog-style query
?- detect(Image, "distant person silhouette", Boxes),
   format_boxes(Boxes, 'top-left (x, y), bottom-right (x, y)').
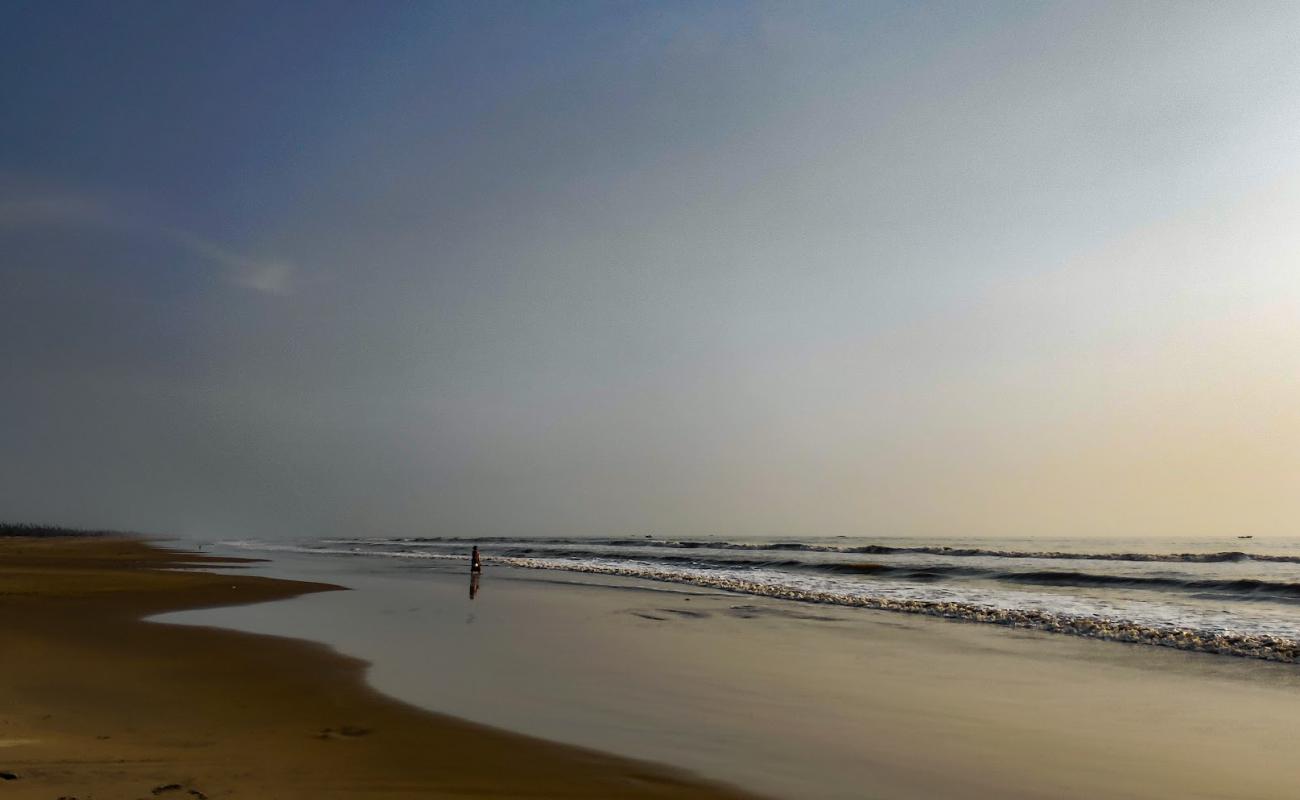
top-left (470, 545), bottom-right (482, 574)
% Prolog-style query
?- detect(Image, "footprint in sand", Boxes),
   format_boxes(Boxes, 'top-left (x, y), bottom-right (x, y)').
top-left (629, 608), bottom-right (711, 621)
top-left (659, 608), bottom-right (710, 618)
top-left (317, 725), bottom-right (371, 740)
top-left (150, 784), bottom-right (207, 799)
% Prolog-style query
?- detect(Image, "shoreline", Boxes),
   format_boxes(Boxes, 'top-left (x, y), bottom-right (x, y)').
top-left (491, 556), bottom-right (1300, 663)
top-left (0, 536), bottom-right (758, 800)
top-left (231, 538), bottom-right (1300, 664)
top-left (164, 542), bottom-right (1300, 800)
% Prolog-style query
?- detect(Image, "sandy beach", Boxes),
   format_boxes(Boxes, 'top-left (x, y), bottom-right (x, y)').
top-left (168, 539), bottom-right (1300, 800)
top-left (9, 5), bottom-right (1300, 799)
top-left (0, 536), bottom-right (757, 800)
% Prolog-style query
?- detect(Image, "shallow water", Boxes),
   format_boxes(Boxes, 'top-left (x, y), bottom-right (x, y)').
top-left (223, 535), bottom-right (1300, 658)
top-left (158, 541), bottom-right (1300, 800)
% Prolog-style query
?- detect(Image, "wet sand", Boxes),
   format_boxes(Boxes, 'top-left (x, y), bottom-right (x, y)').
top-left (0, 536), bottom-right (757, 800)
top-left (166, 548), bottom-right (1300, 800)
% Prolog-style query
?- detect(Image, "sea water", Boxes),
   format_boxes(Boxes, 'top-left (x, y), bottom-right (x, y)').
top-left (160, 535), bottom-right (1300, 799)
top-left (222, 534), bottom-right (1300, 660)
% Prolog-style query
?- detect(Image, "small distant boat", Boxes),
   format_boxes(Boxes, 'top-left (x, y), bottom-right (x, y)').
top-left (1237, 535), bottom-right (1254, 539)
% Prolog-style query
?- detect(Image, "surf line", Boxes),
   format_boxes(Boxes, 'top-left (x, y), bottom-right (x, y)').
top-left (493, 556), bottom-right (1300, 665)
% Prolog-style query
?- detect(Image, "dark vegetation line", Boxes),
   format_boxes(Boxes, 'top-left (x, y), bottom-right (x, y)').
top-left (0, 522), bottom-right (137, 538)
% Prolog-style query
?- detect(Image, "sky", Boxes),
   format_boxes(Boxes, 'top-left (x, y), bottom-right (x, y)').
top-left (3, 1), bottom-right (1300, 540)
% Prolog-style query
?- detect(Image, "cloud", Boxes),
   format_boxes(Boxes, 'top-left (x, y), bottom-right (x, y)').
top-left (0, 181), bottom-right (295, 296)
top-left (0, 193), bottom-right (110, 229)
top-left (163, 229), bottom-right (297, 295)
top-left (230, 261), bottom-right (296, 295)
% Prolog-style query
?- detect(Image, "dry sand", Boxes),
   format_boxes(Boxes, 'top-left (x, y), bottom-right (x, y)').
top-left (0, 536), bottom-right (757, 800)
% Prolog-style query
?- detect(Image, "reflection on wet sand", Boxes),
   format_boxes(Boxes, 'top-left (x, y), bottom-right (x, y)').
top-left (469, 570), bottom-right (480, 599)
top-left (176, 548), bottom-right (1300, 800)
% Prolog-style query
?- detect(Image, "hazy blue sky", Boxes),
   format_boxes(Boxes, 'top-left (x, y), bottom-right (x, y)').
top-left (4, 1), bottom-right (1300, 539)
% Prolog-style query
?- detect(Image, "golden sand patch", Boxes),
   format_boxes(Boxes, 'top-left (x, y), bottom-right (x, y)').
top-left (0, 536), bottom-right (755, 800)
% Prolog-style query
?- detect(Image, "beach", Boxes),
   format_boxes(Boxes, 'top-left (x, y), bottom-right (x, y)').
top-left (9, 5), bottom-right (1300, 799)
top-left (10, 535), bottom-right (1300, 800)
top-left (174, 537), bottom-right (1300, 800)
top-left (0, 536), bottom-right (756, 800)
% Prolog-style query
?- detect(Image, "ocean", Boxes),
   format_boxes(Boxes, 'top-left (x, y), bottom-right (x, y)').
top-left (224, 534), bottom-right (1300, 661)
top-left (161, 535), bottom-right (1300, 799)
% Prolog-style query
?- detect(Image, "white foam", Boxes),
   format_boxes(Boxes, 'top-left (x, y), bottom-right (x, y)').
top-left (220, 540), bottom-right (1300, 663)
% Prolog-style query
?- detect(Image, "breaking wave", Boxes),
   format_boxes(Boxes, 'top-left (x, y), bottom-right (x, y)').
top-left (220, 536), bottom-right (1300, 664)
top-left (330, 535), bottom-right (1300, 564)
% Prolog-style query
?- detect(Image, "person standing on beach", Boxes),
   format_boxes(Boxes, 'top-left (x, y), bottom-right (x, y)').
top-left (470, 545), bottom-right (482, 573)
